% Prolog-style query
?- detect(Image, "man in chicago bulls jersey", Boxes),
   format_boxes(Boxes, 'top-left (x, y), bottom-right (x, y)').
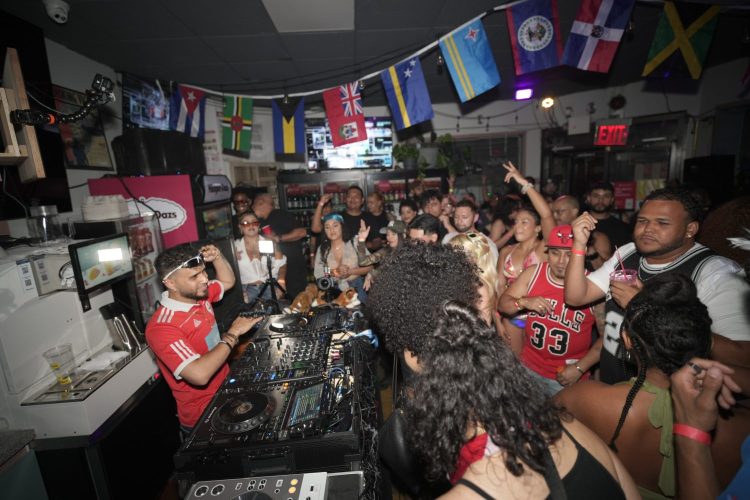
top-left (146, 243), bottom-right (261, 434)
top-left (499, 225), bottom-right (599, 396)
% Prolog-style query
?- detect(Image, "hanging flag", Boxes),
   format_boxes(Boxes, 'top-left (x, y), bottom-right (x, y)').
top-left (169, 84), bottom-right (206, 139)
top-left (562, 0), bottom-right (635, 73)
top-left (323, 81), bottom-right (367, 148)
top-left (642, 1), bottom-right (719, 80)
top-left (439, 19), bottom-right (501, 103)
top-left (222, 96), bottom-right (253, 156)
top-left (380, 58), bottom-right (434, 130)
top-left (272, 97), bottom-right (306, 162)
top-left (507, 0), bottom-right (563, 75)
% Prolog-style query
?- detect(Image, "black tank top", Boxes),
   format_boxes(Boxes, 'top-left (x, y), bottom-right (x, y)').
top-left (456, 427), bottom-right (626, 500)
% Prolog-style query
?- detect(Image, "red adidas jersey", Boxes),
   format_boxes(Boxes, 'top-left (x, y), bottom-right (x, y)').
top-left (520, 263), bottom-right (596, 380)
top-left (145, 281), bottom-right (228, 427)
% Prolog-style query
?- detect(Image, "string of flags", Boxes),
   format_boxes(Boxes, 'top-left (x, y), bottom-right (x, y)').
top-left (163, 0), bottom-right (726, 160)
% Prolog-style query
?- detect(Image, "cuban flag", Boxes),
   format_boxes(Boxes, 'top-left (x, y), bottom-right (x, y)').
top-left (169, 84), bottom-right (206, 139)
top-left (562, 0), bottom-right (635, 73)
top-left (507, 0), bottom-right (563, 75)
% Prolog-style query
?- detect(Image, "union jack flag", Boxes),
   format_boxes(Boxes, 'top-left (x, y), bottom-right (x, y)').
top-left (340, 82), bottom-right (363, 117)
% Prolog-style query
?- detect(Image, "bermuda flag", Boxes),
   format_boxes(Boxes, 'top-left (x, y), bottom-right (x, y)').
top-left (562, 0), bottom-right (635, 73)
top-left (323, 81), bottom-right (367, 148)
top-left (169, 84), bottom-right (206, 139)
top-left (507, 0), bottom-right (563, 75)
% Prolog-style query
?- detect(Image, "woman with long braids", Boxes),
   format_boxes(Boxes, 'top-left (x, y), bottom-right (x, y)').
top-left (367, 242), bottom-right (638, 499)
top-left (556, 273), bottom-right (750, 498)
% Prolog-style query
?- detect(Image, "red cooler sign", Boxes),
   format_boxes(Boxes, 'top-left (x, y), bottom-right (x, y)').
top-left (88, 175), bottom-right (198, 248)
top-left (613, 181), bottom-right (636, 210)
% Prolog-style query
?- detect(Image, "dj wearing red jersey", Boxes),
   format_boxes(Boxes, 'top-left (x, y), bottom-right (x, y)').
top-left (146, 243), bottom-right (261, 434)
top-left (499, 225), bottom-right (600, 396)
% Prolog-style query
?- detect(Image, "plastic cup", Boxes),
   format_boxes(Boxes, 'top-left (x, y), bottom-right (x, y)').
top-left (43, 343), bottom-right (75, 385)
top-left (610, 269), bottom-right (638, 284)
top-left (261, 225), bottom-right (272, 236)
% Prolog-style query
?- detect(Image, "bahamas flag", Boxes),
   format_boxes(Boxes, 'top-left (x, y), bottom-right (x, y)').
top-left (381, 58), bottom-right (434, 130)
top-left (222, 96), bottom-right (253, 156)
top-left (439, 18), bottom-right (501, 103)
top-left (272, 97), bottom-right (305, 162)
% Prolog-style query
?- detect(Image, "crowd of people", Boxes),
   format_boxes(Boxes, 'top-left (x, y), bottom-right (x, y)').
top-left (146, 162), bottom-right (750, 498)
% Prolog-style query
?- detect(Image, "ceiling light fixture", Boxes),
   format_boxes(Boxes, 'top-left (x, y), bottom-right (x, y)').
top-left (541, 97), bottom-right (555, 109)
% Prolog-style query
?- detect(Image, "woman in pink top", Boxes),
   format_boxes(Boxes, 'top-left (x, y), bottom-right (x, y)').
top-left (496, 162), bottom-right (555, 339)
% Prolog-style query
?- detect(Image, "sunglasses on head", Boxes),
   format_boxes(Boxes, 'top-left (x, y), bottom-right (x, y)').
top-left (239, 220), bottom-right (260, 227)
top-left (162, 253), bottom-right (204, 281)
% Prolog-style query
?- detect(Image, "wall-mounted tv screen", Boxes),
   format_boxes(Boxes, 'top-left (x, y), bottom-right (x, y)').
top-left (69, 233), bottom-right (134, 312)
top-left (122, 73), bottom-right (171, 131)
top-left (306, 117), bottom-right (393, 169)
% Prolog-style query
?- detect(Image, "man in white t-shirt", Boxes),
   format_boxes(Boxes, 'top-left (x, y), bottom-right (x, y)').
top-left (564, 187), bottom-right (750, 384)
top-left (443, 199), bottom-right (498, 268)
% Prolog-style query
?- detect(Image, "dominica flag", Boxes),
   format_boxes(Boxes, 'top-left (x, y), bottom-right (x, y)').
top-left (222, 96), bottom-right (253, 156)
top-left (642, 1), bottom-right (719, 80)
top-left (272, 97), bottom-right (305, 162)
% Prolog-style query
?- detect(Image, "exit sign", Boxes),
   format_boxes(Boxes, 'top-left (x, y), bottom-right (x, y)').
top-left (594, 120), bottom-right (630, 146)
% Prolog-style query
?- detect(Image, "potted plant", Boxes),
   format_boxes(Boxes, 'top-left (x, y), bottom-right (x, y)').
top-left (435, 134), bottom-right (470, 176)
top-left (392, 142), bottom-right (420, 169)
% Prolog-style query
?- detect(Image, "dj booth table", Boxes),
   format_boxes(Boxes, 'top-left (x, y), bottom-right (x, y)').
top-left (174, 306), bottom-right (380, 500)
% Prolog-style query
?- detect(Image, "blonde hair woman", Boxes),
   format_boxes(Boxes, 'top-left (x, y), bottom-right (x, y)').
top-left (448, 232), bottom-right (505, 340)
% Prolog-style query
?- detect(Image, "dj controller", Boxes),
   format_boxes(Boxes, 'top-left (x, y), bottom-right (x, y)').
top-left (174, 306), bottom-right (374, 484)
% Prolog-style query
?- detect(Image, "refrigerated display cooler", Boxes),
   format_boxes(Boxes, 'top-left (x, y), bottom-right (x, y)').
top-left (277, 168), bottom-right (448, 227)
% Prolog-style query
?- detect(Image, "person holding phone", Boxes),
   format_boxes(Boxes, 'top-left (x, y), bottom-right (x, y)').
top-left (233, 211), bottom-right (287, 303)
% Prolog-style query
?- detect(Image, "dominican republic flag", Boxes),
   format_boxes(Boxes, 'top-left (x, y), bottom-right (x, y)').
top-left (323, 81), bottom-right (367, 148)
top-left (169, 84), bottom-right (206, 139)
top-left (562, 0), bottom-right (635, 73)
top-left (381, 58), bottom-right (434, 130)
top-left (439, 19), bottom-right (501, 103)
top-left (507, 0), bottom-right (563, 75)
top-left (272, 97), bottom-right (305, 162)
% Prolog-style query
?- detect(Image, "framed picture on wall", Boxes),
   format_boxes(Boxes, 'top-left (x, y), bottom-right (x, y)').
top-left (52, 84), bottom-right (114, 170)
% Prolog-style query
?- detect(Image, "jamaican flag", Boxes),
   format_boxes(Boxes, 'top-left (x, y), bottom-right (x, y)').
top-left (271, 97), bottom-right (305, 162)
top-left (222, 96), bottom-right (253, 156)
top-left (642, 1), bottom-right (719, 80)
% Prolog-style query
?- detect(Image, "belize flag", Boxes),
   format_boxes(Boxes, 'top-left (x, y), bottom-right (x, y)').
top-left (562, 0), bottom-right (635, 73)
top-left (439, 18), bottom-right (501, 103)
top-left (507, 0), bottom-right (563, 75)
top-left (169, 84), bottom-right (206, 139)
top-left (381, 58), bottom-right (434, 130)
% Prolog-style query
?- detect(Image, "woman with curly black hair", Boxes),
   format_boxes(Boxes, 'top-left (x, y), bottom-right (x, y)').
top-left (556, 273), bottom-right (750, 499)
top-left (367, 242), bottom-right (638, 498)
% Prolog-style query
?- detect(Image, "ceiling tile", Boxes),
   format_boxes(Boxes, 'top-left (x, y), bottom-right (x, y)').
top-left (355, 0), bottom-right (444, 30)
top-left (280, 32), bottom-right (355, 59)
top-left (202, 35), bottom-right (290, 63)
top-left (355, 28), bottom-right (431, 59)
top-left (262, 0), bottom-right (354, 32)
top-left (159, 0), bottom-right (277, 36)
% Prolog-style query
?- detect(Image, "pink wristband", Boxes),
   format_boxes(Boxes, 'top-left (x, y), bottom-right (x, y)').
top-left (571, 248), bottom-right (586, 256)
top-left (673, 423), bottom-right (712, 445)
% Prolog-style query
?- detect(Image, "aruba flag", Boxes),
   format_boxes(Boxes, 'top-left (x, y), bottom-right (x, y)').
top-left (381, 58), bottom-right (434, 130)
top-left (272, 98), bottom-right (305, 162)
top-left (439, 18), bottom-right (501, 103)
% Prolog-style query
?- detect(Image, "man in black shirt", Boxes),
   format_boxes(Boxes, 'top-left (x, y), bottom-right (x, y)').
top-left (339, 185), bottom-right (366, 238)
top-left (251, 193), bottom-right (308, 298)
top-left (362, 192), bottom-right (391, 251)
top-left (585, 182), bottom-right (631, 248)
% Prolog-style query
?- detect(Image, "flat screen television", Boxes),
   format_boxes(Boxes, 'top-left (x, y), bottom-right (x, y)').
top-left (306, 117), bottom-right (393, 169)
top-left (69, 233), bottom-right (134, 312)
top-left (122, 73), bottom-right (171, 131)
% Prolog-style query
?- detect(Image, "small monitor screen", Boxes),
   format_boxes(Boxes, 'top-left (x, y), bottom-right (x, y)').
top-left (71, 234), bottom-right (134, 292)
top-left (287, 383), bottom-right (325, 427)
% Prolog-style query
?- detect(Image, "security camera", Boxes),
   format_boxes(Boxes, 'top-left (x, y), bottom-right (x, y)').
top-left (42, 0), bottom-right (70, 24)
